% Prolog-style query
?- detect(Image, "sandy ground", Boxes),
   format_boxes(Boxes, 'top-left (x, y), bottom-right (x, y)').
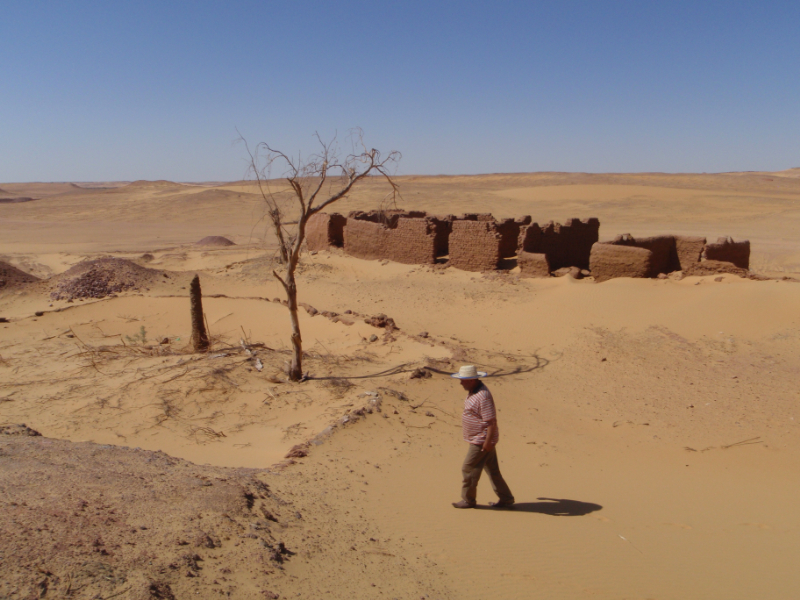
top-left (1, 172), bottom-right (800, 599)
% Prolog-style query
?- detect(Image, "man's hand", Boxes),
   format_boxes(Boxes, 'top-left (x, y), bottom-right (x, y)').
top-left (482, 418), bottom-right (497, 452)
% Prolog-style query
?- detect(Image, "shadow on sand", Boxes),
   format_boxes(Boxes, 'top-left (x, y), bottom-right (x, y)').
top-left (476, 497), bottom-right (602, 516)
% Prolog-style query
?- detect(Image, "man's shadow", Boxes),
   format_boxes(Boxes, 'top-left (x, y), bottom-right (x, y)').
top-left (477, 497), bottom-right (602, 516)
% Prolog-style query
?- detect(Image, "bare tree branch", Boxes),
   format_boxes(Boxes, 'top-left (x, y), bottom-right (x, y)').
top-left (241, 129), bottom-right (401, 381)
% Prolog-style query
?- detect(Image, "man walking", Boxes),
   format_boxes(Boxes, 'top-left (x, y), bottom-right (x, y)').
top-left (451, 365), bottom-right (515, 509)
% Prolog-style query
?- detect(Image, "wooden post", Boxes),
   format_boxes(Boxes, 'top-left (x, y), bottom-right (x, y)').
top-left (190, 275), bottom-right (209, 352)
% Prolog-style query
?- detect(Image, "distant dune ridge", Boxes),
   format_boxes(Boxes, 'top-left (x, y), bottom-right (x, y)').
top-left (125, 179), bottom-right (183, 188)
top-left (0, 186), bottom-right (35, 203)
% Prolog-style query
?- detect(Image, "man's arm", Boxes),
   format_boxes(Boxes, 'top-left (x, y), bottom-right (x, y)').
top-left (482, 418), bottom-right (497, 452)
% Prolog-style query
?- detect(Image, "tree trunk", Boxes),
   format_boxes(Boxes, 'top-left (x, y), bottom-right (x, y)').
top-left (278, 242), bottom-right (289, 264)
top-left (268, 210), bottom-right (289, 264)
top-left (285, 276), bottom-right (303, 380)
top-left (189, 274), bottom-right (210, 352)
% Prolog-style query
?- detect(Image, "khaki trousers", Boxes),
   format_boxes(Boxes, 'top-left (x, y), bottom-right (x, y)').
top-left (461, 444), bottom-right (515, 504)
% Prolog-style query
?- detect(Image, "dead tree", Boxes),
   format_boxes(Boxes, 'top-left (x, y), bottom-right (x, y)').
top-left (189, 274), bottom-right (210, 352)
top-left (242, 129), bottom-right (400, 381)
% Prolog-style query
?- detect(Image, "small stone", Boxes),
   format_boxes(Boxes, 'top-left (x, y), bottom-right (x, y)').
top-left (368, 334), bottom-right (378, 343)
top-left (34, 311), bottom-right (44, 317)
top-left (419, 331), bottom-right (429, 338)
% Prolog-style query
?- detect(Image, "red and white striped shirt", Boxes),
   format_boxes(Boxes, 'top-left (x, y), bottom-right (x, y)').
top-left (462, 383), bottom-right (500, 445)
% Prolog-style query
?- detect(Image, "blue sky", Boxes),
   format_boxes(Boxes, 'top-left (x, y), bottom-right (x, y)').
top-left (1, 1), bottom-right (798, 181)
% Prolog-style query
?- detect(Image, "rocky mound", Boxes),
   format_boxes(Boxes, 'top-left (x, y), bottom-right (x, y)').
top-left (0, 261), bottom-right (40, 290)
top-left (50, 258), bottom-right (158, 301)
top-left (0, 435), bottom-right (292, 600)
top-left (196, 236), bottom-right (236, 247)
top-left (683, 260), bottom-right (749, 278)
top-left (0, 423), bottom-right (41, 436)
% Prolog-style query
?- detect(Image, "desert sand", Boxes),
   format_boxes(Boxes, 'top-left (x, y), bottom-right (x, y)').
top-left (2, 172), bottom-right (800, 599)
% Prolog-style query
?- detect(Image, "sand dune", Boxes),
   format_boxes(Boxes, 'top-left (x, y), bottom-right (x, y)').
top-left (2, 173), bottom-right (800, 599)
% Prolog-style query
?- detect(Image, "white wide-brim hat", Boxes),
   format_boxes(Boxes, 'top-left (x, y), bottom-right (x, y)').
top-left (450, 365), bottom-right (487, 379)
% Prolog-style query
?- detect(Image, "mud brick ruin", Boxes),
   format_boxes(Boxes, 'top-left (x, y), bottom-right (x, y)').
top-left (589, 235), bottom-right (750, 281)
top-left (306, 210), bottom-right (750, 282)
top-left (305, 212), bottom-right (346, 252)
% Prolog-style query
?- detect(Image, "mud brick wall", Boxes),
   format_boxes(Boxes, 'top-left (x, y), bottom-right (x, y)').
top-left (496, 216), bottom-right (531, 259)
top-left (459, 213), bottom-right (495, 221)
top-left (390, 217), bottom-right (438, 264)
top-left (675, 236), bottom-right (706, 270)
top-left (609, 234), bottom-right (676, 275)
top-left (518, 251), bottom-right (550, 278)
top-left (343, 218), bottom-right (389, 261)
top-left (342, 214), bottom-right (438, 265)
top-left (520, 218), bottom-right (599, 270)
top-left (449, 220), bottom-right (502, 271)
top-left (703, 237), bottom-right (750, 269)
top-left (306, 212), bottom-right (346, 251)
top-left (590, 243), bottom-right (654, 282)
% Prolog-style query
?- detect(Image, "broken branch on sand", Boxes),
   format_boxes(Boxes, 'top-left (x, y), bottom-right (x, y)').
top-left (721, 436), bottom-right (763, 449)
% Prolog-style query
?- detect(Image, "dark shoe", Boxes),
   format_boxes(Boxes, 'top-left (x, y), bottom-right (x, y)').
top-left (489, 500), bottom-right (515, 509)
top-left (452, 500), bottom-right (476, 509)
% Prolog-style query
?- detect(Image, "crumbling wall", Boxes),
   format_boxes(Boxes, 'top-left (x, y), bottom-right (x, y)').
top-left (684, 259), bottom-right (749, 278)
top-left (518, 251), bottom-right (550, 278)
top-left (609, 234), bottom-right (676, 275)
top-left (703, 237), bottom-right (750, 269)
top-left (590, 243), bottom-right (654, 282)
top-left (342, 218), bottom-right (388, 261)
top-left (342, 212), bottom-right (438, 265)
top-left (306, 212), bottom-right (346, 251)
top-left (391, 217), bottom-right (439, 264)
top-left (520, 218), bottom-right (599, 270)
top-left (496, 216), bottom-right (531, 259)
top-left (324, 208), bottom-right (749, 281)
top-left (675, 236), bottom-right (706, 271)
top-left (449, 220), bottom-right (502, 271)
